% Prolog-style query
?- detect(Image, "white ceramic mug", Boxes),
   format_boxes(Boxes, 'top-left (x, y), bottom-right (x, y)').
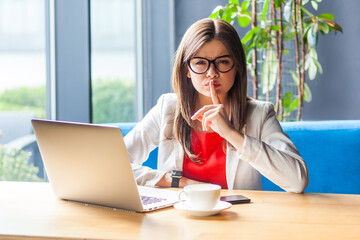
top-left (179, 184), bottom-right (221, 211)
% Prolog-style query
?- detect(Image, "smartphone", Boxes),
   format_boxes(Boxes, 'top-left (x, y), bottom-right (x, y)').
top-left (220, 195), bottom-right (251, 204)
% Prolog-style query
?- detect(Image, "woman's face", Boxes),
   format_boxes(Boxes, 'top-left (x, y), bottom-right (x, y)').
top-left (187, 39), bottom-right (236, 105)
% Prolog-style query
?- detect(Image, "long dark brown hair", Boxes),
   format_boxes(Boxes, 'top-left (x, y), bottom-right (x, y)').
top-left (172, 18), bottom-right (248, 162)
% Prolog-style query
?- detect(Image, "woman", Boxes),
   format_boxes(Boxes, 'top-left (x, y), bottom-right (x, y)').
top-left (124, 18), bottom-right (308, 193)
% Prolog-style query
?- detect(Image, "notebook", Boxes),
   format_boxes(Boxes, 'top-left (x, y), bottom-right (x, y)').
top-left (31, 119), bottom-right (179, 212)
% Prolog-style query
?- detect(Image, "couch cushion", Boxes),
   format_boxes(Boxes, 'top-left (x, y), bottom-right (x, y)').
top-left (262, 120), bottom-right (360, 194)
top-left (111, 120), bottom-right (360, 194)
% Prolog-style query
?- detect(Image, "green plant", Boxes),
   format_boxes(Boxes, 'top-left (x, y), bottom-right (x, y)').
top-left (0, 78), bottom-right (135, 123)
top-left (0, 145), bottom-right (42, 182)
top-left (0, 86), bottom-right (46, 118)
top-left (210, 0), bottom-right (342, 121)
top-left (92, 78), bottom-right (135, 123)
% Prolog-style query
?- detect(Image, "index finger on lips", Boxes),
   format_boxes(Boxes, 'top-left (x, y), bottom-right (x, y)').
top-left (210, 80), bottom-right (221, 104)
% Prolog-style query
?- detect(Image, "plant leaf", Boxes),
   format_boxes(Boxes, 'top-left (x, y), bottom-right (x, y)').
top-left (323, 19), bottom-right (343, 33)
top-left (270, 25), bottom-right (280, 31)
top-left (308, 47), bottom-right (318, 58)
top-left (230, 0), bottom-right (239, 4)
top-left (307, 24), bottom-right (318, 47)
top-left (284, 0), bottom-right (292, 22)
top-left (209, 6), bottom-right (223, 19)
top-left (241, 27), bottom-right (260, 45)
top-left (304, 83), bottom-right (312, 102)
top-left (308, 59), bottom-right (317, 80)
top-left (282, 91), bottom-right (299, 114)
top-left (282, 91), bottom-right (293, 109)
top-left (311, 0), bottom-right (318, 10)
top-left (238, 12), bottom-right (252, 27)
top-left (261, 47), bottom-right (277, 94)
top-left (262, 0), bottom-right (270, 22)
top-left (289, 69), bottom-right (312, 102)
top-left (312, 57), bottom-right (323, 74)
top-left (303, 16), bottom-right (313, 24)
top-left (305, 56), bottom-right (310, 70)
top-left (290, 97), bottom-right (300, 111)
top-left (318, 13), bottom-right (334, 21)
top-left (241, 0), bottom-right (250, 10)
top-left (290, 69), bottom-right (299, 85)
top-left (318, 22), bottom-right (330, 34)
top-left (224, 12), bottom-right (234, 23)
top-left (275, 0), bottom-right (282, 8)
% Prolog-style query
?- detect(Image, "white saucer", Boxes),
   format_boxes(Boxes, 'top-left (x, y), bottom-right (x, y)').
top-left (174, 201), bottom-right (232, 217)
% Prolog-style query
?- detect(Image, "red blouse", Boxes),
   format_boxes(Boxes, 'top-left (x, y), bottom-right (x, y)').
top-left (183, 129), bottom-right (228, 189)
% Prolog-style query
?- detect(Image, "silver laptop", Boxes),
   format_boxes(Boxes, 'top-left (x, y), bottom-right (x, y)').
top-left (31, 119), bottom-right (179, 212)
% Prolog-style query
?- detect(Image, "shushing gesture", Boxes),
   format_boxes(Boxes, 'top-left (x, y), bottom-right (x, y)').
top-left (191, 80), bottom-right (234, 138)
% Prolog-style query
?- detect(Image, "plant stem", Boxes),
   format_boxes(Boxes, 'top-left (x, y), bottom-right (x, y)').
top-left (265, 47), bottom-right (270, 102)
top-left (292, 0), bottom-right (302, 121)
top-left (272, 0), bottom-right (283, 121)
top-left (251, 0), bottom-right (258, 99)
top-left (298, 0), bottom-right (305, 121)
top-left (266, 1), bottom-right (272, 102)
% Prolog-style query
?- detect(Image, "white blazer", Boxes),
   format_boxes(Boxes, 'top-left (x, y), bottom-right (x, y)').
top-left (124, 93), bottom-right (308, 193)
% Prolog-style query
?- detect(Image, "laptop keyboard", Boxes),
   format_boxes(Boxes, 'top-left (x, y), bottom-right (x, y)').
top-left (141, 195), bottom-right (167, 205)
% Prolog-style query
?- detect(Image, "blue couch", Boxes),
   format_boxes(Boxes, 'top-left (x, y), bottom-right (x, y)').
top-left (112, 120), bottom-right (360, 194)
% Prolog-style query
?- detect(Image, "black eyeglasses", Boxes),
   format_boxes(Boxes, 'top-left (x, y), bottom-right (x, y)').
top-left (187, 55), bottom-right (234, 74)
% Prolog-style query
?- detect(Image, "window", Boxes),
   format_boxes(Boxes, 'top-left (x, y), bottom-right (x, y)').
top-left (90, 0), bottom-right (137, 123)
top-left (0, 0), bottom-right (46, 182)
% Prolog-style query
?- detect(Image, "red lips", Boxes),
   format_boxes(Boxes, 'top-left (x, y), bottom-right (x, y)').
top-left (205, 81), bottom-right (220, 87)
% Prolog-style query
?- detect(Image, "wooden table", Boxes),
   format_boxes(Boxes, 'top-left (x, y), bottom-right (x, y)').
top-left (1, 181), bottom-right (359, 240)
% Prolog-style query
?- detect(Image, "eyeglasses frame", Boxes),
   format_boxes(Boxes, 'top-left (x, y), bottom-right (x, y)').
top-left (186, 55), bottom-right (235, 74)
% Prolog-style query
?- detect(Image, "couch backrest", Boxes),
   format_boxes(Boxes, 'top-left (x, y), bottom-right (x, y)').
top-left (272, 120), bottom-right (360, 194)
top-left (113, 120), bottom-right (360, 194)
top-left (109, 122), bottom-right (158, 169)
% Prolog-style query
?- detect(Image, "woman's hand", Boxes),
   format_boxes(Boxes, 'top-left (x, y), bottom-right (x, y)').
top-left (191, 80), bottom-right (245, 153)
top-left (191, 80), bottom-right (233, 138)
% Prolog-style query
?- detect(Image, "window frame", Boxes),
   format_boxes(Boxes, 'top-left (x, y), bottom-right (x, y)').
top-left (45, 0), bottom-right (176, 122)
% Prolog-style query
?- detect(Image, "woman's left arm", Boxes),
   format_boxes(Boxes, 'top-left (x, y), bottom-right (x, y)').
top-left (238, 103), bottom-right (309, 193)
